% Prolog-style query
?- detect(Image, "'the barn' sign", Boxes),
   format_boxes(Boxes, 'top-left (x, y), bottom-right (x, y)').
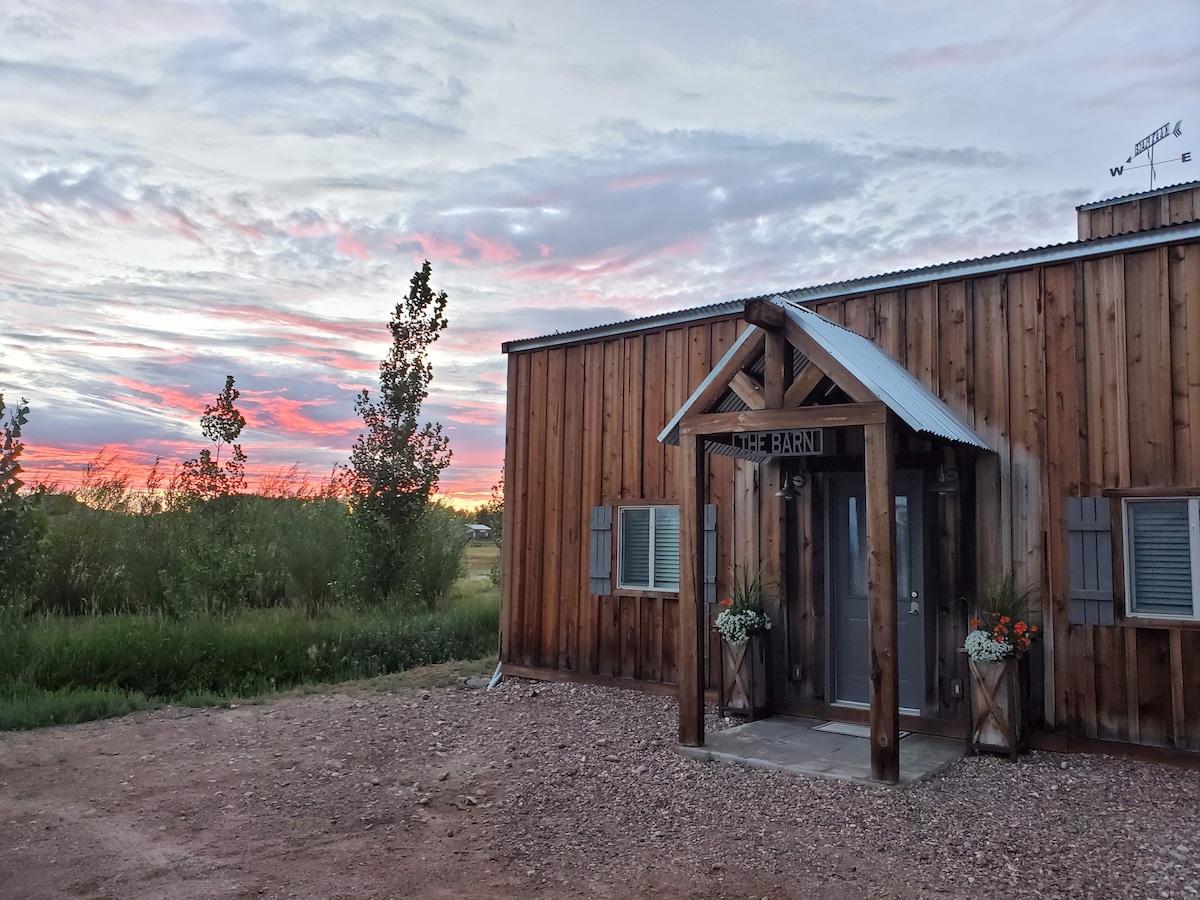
top-left (730, 428), bottom-right (823, 456)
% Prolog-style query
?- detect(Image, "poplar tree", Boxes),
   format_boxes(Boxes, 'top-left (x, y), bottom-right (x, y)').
top-left (348, 261), bottom-right (452, 596)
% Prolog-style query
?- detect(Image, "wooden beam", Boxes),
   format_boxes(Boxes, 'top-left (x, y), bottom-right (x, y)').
top-left (680, 402), bottom-right (888, 436)
top-left (783, 317), bottom-right (878, 403)
top-left (744, 298), bottom-right (785, 330)
top-left (677, 433), bottom-right (706, 746)
top-left (680, 328), bottom-right (767, 418)
top-left (728, 370), bottom-right (766, 410)
top-left (784, 360), bottom-right (825, 407)
top-left (865, 419), bottom-right (900, 784)
top-left (764, 330), bottom-right (787, 408)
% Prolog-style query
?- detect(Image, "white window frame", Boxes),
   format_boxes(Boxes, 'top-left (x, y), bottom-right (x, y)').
top-left (616, 505), bottom-right (680, 592)
top-left (1122, 497), bottom-right (1200, 621)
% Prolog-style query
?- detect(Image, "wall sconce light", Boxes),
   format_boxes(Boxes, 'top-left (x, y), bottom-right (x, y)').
top-left (774, 472), bottom-right (807, 500)
top-left (929, 465), bottom-right (959, 494)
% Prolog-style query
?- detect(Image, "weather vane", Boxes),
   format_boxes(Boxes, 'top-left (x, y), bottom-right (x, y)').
top-left (1110, 120), bottom-right (1191, 188)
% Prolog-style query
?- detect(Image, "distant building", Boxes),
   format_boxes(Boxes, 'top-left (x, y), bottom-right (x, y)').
top-left (467, 523), bottom-right (492, 541)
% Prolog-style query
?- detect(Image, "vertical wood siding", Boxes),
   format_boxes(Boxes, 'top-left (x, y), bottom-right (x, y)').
top-left (502, 235), bottom-right (1200, 751)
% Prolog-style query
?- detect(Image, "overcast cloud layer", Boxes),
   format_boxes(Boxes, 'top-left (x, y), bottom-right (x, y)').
top-left (2, 0), bottom-right (1198, 504)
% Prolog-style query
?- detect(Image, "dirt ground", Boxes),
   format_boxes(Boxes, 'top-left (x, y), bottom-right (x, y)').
top-left (2, 672), bottom-right (1199, 899)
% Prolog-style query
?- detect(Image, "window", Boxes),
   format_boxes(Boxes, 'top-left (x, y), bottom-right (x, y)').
top-left (618, 505), bottom-right (680, 591)
top-left (1123, 498), bottom-right (1200, 620)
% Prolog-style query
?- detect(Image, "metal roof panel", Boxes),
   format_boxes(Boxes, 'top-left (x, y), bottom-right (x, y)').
top-left (503, 221), bottom-right (1200, 353)
top-left (777, 301), bottom-right (990, 450)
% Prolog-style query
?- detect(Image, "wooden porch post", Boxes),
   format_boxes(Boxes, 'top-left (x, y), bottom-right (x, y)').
top-left (678, 433), bottom-right (706, 746)
top-left (864, 417), bottom-right (900, 783)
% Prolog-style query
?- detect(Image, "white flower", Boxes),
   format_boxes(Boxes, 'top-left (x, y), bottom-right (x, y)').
top-left (715, 608), bottom-right (770, 644)
top-left (964, 629), bottom-right (1011, 662)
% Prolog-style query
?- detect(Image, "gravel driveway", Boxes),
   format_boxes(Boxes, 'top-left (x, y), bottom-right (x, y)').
top-left (2, 675), bottom-right (1198, 899)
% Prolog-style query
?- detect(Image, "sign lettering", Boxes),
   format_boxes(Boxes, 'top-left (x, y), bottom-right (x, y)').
top-left (728, 428), bottom-right (823, 456)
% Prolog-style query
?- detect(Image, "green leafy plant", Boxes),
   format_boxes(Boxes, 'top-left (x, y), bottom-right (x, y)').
top-left (0, 392), bottom-right (44, 607)
top-left (415, 503), bottom-right (471, 610)
top-left (348, 261), bottom-right (453, 598)
top-left (965, 570), bottom-right (1038, 661)
top-left (714, 566), bottom-right (773, 644)
top-left (180, 376), bottom-right (248, 500)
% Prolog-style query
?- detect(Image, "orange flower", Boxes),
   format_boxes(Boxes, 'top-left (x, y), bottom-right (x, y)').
top-left (971, 619), bottom-right (980, 628)
top-left (720, 599), bottom-right (733, 608)
top-left (1014, 622), bottom-right (1027, 636)
top-left (1030, 625), bottom-right (1038, 633)
top-left (1000, 616), bottom-right (1011, 624)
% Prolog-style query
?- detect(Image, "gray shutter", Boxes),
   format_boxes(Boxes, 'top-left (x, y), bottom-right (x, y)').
top-left (1067, 496), bottom-right (1114, 625)
top-left (704, 504), bottom-right (718, 604)
top-left (589, 506), bottom-right (613, 596)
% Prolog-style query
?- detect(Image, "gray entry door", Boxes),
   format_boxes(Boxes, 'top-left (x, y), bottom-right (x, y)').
top-left (828, 472), bottom-right (925, 713)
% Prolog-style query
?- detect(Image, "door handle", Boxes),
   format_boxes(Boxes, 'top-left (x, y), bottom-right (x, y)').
top-left (909, 600), bottom-right (920, 615)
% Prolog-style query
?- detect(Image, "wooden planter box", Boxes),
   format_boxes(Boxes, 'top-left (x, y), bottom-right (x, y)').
top-left (718, 635), bottom-right (769, 720)
top-left (968, 655), bottom-right (1030, 760)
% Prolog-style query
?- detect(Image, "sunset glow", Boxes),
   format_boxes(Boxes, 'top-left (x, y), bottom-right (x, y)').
top-left (3, 1), bottom-right (1196, 510)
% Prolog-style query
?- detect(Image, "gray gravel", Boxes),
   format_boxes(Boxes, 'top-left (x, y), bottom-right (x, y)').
top-left (479, 678), bottom-right (1200, 899)
top-left (4, 675), bottom-right (1199, 898)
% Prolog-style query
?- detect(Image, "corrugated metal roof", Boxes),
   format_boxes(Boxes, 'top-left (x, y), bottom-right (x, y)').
top-left (1076, 178), bottom-right (1200, 211)
top-left (657, 302), bottom-right (990, 452)
top-left (500, 300), bottom-right (743, 353)
top-left (777, 302), bottom-right (990, 450)
top-left (503, 220), bottom-right (1200, 353)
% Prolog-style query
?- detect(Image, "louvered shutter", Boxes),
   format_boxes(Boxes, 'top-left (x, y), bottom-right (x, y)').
top-left (589, 506), bottom-right (613, 595)
top-left (1125, 499), bottom-right (1195, 617)
top-left (1067, 496), bottom-right (1113, 625)
top-left (703, 503), bottom-right (718, 604)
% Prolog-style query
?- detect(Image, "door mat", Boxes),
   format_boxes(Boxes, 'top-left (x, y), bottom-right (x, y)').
top-left (812, 721), bottom-right (910, 739)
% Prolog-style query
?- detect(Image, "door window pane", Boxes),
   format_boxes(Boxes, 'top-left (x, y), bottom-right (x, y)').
top-left (895, 496), bottom-right (910, 602)
top-left (847, 494), bottom-right (911, 599)
top-left (848, 496), bottom-right (866, 596)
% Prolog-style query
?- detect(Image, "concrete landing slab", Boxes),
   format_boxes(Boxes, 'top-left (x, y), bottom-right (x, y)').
top-left (676, 716), bottom-right (965, 787)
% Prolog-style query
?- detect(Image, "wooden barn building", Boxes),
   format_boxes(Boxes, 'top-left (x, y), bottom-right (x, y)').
top-left (499, 179), bottom-right (1200, 780)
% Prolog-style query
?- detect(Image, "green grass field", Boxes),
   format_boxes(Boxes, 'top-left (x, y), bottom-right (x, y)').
top-left (0, 578), bottom-right (500, 731)
top-left (463, 541), bottom-right (500, 579)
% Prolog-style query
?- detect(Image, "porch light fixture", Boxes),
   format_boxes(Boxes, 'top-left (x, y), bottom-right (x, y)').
top-left (929, 465), bottom-right (959, 494)
top-left (775, 472), bottom-right (807, 500)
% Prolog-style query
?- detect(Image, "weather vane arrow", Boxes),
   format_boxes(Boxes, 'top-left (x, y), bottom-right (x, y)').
top-left (1112, 119), bottom-right (1191, 187)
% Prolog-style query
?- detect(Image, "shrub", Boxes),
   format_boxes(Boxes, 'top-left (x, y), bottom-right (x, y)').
top-left (415, 503), bottom-right (470, 609)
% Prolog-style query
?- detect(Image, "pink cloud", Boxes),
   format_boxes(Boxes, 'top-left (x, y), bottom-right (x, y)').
top-left (218, 304), bottom-right (384, 342)
top-left (335, 234), bottom-right (372, 260)
top-left (109, 377), bottom-right (210, 416)
top-left (444, 398), bottom-right (505, 428)
top-left (389, 232), bottom-right (468, 265)
top-left (238, 393), bottom-right (361, 438)
top-left (218, 215), bottom-right (266, 240)
top-left (466, 232), bottom-right (520, 263)
top-left (608, 173), bottom-right (675, 191)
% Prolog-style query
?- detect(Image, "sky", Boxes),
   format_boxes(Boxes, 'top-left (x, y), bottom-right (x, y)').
top-left (2, 0), bottom-right (1198, 507)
